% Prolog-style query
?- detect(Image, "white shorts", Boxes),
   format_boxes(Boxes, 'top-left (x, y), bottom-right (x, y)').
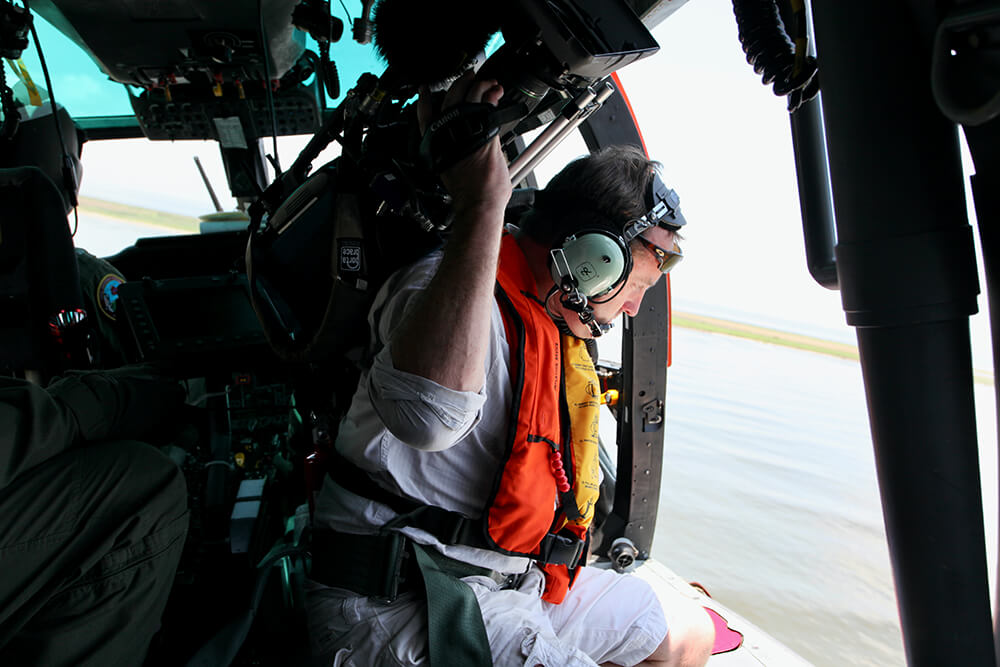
top-left (305, 564), bottom-right (668, 667)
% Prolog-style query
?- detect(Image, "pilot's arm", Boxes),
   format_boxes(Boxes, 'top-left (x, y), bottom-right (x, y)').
top-left (0, 369), bottom-right (184, 491)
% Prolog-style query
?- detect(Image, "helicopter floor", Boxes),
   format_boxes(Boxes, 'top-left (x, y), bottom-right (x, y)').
top-left (598, 558), bottom-right (814, 666)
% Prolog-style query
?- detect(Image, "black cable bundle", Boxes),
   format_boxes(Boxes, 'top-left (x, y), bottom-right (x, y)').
top-left (292, 0), bottom-right (343, 100)
top-left (0, 0), bottom-right (31, 139)
top-left (732, 0), bottom-right (819, 112)
top-left (317, 40), bottom-right (340, 99)
top-left (0, 64), bottom-right (18, 140)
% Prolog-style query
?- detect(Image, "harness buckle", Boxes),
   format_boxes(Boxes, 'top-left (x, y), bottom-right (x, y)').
top-left (309, 528), bottom-right (413, 603)
top-left (537, 531), bottom-right (586, 567)
top-left (375, 530), bottom-right (411, 603)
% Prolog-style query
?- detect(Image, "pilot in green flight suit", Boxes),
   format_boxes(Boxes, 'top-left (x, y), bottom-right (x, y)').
top-left (0, 367), bottom-right (190, 666)
top-left (0, 88), bottom-right (190, 665)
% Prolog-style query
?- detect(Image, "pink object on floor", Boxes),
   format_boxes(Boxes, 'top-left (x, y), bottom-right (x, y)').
top-left (705, 607), bottom-right (744, 654)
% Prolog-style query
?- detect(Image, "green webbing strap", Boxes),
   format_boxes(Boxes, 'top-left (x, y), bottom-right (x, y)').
top-left (186, 539), bottom-right (307, 667)
top-left (411, 543), bottom-right (493, 667)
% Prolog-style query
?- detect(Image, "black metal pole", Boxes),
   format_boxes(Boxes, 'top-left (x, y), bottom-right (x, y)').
top-left (963, 118), bottom-right (1000, 665)
top-left (789, 95), bottom-right (838, 289)
top-left (811, 1), bottom-right (993, 664)
top-left (971, 169), bottom-right (1000, 666)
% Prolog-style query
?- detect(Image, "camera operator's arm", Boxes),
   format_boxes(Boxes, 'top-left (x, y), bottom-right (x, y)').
top-left (389, 72), bottom-right (512, 393)
top-left (0, 368), bottom-right (184, 491)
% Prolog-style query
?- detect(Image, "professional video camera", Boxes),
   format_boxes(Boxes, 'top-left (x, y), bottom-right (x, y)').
top-left (245, 0), bottom-right (659, 365)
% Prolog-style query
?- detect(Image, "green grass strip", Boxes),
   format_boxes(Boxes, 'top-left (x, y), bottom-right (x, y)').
top-left (67, 202), bottom-right (995, 387)
top-left (673, 312), bottom-right (859, 359)
top-left (673, 311), bottom-right (994, 386)
top-left (78, 196), bottom-right (200, 233)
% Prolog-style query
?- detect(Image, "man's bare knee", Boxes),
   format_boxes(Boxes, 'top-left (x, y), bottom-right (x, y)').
top-left (642, 601), bottom-right (714, 667)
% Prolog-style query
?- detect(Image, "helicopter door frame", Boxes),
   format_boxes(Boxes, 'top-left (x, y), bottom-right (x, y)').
top-left (578, 73), bottom-right (669, 560)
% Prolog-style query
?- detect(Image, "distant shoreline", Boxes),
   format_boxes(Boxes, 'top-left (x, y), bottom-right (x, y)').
top-left (674, 311), bottom-right (858, 359)
top-left (76, 196), bottom-right (994, 386)
top-left (674, 311), bottom-right (995, 386)
top-left (78, 196), bottom-right (200, 233)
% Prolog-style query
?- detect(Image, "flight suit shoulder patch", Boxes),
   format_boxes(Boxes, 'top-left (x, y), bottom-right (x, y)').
top-left (97, 273), bottom-right (125, 320)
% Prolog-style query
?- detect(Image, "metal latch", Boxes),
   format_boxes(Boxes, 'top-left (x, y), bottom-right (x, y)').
top-left (641, 398), bottom-right (663, 432)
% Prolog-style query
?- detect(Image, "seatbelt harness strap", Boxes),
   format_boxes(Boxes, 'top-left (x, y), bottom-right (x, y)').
top-left (309, 527), bottom-right (506, 600)
top-left (309, 529), bottom-right (495, 667)
top-left (325, 461), bottom-right (586, 566)
top-left (412, 543), bottom-right (493, 667)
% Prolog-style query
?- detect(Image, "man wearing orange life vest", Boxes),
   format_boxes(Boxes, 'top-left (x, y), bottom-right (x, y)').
top-left (306, 71), bottom-right (715, 666)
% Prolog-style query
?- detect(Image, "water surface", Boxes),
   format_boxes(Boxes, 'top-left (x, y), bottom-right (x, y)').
top-left (627, 327), bottom-right (999, 666)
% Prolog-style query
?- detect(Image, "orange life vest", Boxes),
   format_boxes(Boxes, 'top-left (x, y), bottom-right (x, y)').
top-left (490, 234), bottom-right (600, 603)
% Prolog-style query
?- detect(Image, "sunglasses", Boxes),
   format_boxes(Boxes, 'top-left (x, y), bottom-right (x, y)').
top-left (634, 236), bottom-right (683, 273)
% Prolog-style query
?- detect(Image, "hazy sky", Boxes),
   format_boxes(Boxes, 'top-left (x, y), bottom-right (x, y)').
top-left (623, 1), bottom-right (994, 369)
top-left (74, 0), bottom-right (994, 370)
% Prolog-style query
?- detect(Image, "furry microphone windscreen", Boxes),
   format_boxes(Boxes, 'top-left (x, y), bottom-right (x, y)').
top-left (372, 0), bottom-right (502, 87)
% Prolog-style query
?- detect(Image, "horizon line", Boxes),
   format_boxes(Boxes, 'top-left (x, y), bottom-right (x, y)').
top-left (76, 196), bottom-right (995, 386)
